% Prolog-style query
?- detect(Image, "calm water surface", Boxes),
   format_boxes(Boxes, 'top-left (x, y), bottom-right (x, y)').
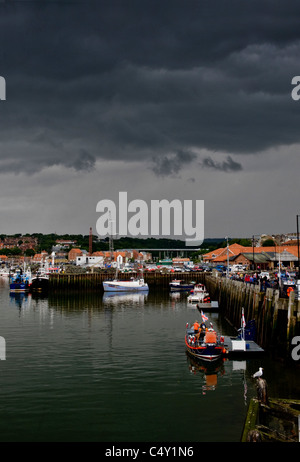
top-left (0, 278), bottom-right (298, 442)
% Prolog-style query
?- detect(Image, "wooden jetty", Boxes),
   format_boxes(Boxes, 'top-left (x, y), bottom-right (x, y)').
top-left (241, 378), bottom-right (300, 442)
top-left (48, 271), bottom-right (205, 290)
top-left (223, 336), bottom-right (264, 358)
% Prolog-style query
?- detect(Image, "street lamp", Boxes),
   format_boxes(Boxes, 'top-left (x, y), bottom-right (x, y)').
top-left (297, 215), bottom-right (300, 279)
top-left (252, 234), bottom-right (261, 272)
top-left (225, 236), bottom-right (229, 277)
top-left (252, 235), bottom-right (254, 271)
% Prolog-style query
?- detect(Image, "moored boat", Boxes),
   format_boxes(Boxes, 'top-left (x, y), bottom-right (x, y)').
top-left (0, 267), bottom-right (10, 278)
top-left (169, 279), bottom-right (194, 291)
top-left (187, 283), bottom-right (210, 303)
top-left (185, 320), bottom-right (226, 362)
top-left (9, 269), bottom-right (31, 293)
top-left (30, 267), bottom-right (49, 293)
top-left (103, 264), bottom-right (149, 292)
top-left (103, 277), bottom-right (149, 292)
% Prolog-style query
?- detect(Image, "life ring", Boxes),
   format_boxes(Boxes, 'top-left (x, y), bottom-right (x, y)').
top-left (287, 287), bottom-right (294, 297)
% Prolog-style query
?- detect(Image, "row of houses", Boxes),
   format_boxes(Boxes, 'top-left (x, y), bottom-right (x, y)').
top-left (72, 249), bottom-right (152, 267)
top-left (0, 236), bottom-right (38, 252)
top-left (0, 247), bottom-right (152, 267)
top-left (203, 242), bottom-right (300, 270)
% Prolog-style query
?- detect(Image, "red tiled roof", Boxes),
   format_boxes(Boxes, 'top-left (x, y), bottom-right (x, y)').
top-left (203, 243), bottom-right (247, 260)
top-left (203, 244), bottom-right (300, 261)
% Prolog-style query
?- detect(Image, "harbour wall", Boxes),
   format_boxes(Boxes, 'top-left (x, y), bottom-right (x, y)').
top-left (49, 271), bottom-right (206, 290)
top-left (204, 274), bottom-right (300, 361)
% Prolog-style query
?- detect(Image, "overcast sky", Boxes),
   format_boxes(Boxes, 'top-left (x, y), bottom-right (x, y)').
top-left (1, 0), bottom-right (300, 241)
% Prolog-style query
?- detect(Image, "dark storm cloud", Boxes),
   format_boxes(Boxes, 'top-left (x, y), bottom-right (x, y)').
top-left (152, 149), bottom-right (197, 176)
top-left (200, 155), bottom-right (243, 173)
top-left (71, 150), bottom-right (96, 172)
top-left (1, 1), bottom-right (300, 175)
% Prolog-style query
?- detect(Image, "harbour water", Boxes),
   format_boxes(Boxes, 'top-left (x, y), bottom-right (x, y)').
top-left (0, 278), bottom-right (298, 442)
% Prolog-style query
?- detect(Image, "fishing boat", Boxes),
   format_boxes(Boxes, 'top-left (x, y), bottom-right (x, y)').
top-left (185, 320), bottom-right (226, 362)
top-left (187, 283), bottom-right (210, 303)
top-left (169, 279), bottom-right (194, 292)
top-left (30, 266), bottom-right (49, 293)
top-left (103, 266), bottom-right (149, 292)
top-left (103, 277), bottom-right (149, 292)
top-left (187, 284), bottom-right (219, 309)
top-left (9, 268), bottom-right (31, 293)
top-left (103, 222), bottom-right (149, 292)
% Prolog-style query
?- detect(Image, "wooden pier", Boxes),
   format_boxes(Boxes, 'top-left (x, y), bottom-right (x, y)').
top-left (48, 271), bottom-right (205, 290)
top-left (242, 390), bottom-right (300, 442)
top-left (223, 336), bottom-right (264, 358)
top-left (204, 275), bottom-right (300, 361)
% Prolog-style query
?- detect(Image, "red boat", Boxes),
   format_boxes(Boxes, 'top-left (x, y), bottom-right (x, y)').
top-left (185, 323), bottom-right (226, 362)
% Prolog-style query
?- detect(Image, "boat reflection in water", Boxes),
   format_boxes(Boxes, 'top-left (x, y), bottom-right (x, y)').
top-left (9, 292), bottom-right (32, 310)
top-left (187, 354), bottom-right (226, 393)
top-left (102, 291), bottom-right (148, 306)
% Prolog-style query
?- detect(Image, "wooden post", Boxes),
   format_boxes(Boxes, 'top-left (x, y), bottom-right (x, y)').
top-left (246, 429), bottom-right (262, 442)
top-left (256, 377), bottom-right (269, 406)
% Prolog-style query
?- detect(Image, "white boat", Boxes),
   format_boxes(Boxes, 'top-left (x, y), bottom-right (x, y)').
top-left (103, 223), bottom-right (149, 292)
top-left (0, 267), bottom-right (10, 278)
top-left (187, 283), bottom-right (210, 304)
top-left (103, 277), bottom-right (149, 292)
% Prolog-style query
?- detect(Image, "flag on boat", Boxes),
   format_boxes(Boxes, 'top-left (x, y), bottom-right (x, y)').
top-left (201, 310), bottom-right (208, 322)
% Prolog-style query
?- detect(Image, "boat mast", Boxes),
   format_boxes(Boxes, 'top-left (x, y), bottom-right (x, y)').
top-left (109, 213), bottom-right (118, 279)
top-left (241, 307), bottom-right (246, 340)
top-left (109, 213), bottom-right (114, 263)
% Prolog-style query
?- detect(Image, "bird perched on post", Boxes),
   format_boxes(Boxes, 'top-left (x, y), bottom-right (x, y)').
top-left (252, 367), bottom-right (263, 378)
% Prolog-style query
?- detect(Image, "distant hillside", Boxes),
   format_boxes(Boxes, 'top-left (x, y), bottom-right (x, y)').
top-left (0, 233), bottom-right (245, 255)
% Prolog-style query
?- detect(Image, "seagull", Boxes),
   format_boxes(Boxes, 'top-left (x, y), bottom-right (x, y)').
top-left (252, 367), bottom-right (263, 378)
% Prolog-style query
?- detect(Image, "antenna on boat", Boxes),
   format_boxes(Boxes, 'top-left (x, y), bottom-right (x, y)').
top-left (109, 213), bottom-right (114, 263)
top-left (241, 307), bottom-right (246, 340)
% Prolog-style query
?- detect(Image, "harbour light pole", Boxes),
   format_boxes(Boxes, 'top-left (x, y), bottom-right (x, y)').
top-left (225, 236), bottom-right (230, 278)
top-left (297, 215), bottom-right (300, 279)
top-left (252, 235), bottom-right (255, 271)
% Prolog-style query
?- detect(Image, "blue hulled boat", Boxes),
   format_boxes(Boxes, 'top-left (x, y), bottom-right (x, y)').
top-left (9, 269), bottom-right (31, 293)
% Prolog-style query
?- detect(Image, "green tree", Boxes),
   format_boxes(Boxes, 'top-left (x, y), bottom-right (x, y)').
top-left (24, 249), bottom-right (35, 257)
top-left (262, 238), bottom-right (275, 247)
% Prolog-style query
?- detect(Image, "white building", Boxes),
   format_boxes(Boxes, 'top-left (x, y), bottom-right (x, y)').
top-left (76, 255), bottom-right (104, 267)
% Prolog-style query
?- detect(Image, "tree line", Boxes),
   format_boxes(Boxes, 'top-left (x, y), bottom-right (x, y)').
top-left (0, 233), bottom-right (251, 256)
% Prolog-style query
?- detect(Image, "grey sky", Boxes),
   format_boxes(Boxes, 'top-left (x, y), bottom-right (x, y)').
top-left (0, 1), bottom-right (300, 239)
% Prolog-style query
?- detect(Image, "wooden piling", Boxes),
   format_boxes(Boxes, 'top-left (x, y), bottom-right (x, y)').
top-left (242, 395), bottom-right (300, 442)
